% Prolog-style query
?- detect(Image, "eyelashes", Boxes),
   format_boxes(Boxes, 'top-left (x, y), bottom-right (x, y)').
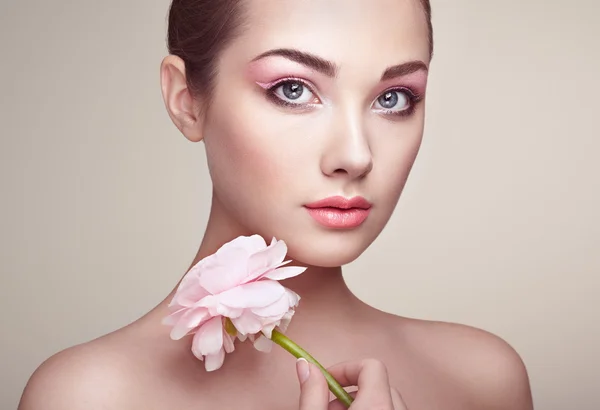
top-left (371, 87), bottom-right (422, 118)
top-left (263, 77), bottom-right (320, 111)
top-left (262, 77), bottom-right (423, 118)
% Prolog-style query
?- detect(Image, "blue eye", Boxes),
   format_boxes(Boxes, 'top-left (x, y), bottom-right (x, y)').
top-left (281, 82), bottom-right (303, 100)
top-left (372, 87), bottom-right (421, 118)
top-left (271, 80), bottom-right (317, 105)
top-left (374, 90), bottom-right (410, 111)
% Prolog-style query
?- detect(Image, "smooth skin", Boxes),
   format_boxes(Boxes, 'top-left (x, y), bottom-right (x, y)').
top-left (19, 0), bottom-right (533, 409)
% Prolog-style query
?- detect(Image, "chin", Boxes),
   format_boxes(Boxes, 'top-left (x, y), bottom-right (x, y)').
top-left (282, 229), bottom-right (377, 268)
top-left (224, 205), bottom-right (385, 268)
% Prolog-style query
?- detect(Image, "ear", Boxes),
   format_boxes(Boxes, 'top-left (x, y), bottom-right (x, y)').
top-left (160, 55), bottom-right (204, 142)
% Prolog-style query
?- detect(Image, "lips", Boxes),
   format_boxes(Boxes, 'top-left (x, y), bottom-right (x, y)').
top-left (304, 196), bottom-right (372, 210)
top-left (304, 196), bottom-right (372, 229)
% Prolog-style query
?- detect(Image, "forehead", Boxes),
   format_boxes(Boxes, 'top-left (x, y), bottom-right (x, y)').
top-left (224, 0), bottom-right (430, 71)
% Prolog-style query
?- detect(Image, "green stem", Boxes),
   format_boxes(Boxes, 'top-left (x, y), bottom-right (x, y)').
top-left (270, 329), bottom-right (354, 408)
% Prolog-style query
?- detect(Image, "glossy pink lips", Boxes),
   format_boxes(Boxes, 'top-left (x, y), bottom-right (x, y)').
top-left (304, 196), bottom-right (371, 229)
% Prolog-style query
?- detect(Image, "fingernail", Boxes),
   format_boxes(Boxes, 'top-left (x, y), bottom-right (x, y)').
top-left (296, 358), bottom-right (310, 384)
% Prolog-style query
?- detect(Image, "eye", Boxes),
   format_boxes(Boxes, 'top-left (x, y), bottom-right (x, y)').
top-left (372, 88), bottom-right (416, 115)
top-left (268, 79), bottom-right (319, 106)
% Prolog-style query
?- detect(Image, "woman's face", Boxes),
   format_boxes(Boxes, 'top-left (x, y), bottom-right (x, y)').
top-left (201, 0), bottom-right (430, 267)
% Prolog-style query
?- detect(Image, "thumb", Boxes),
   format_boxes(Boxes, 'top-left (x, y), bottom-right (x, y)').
top-left (297, 358), bottom-right (329, 410)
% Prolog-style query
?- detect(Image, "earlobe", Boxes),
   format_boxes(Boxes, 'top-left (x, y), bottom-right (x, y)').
top-left (160, 55), bottom-right (204, 142)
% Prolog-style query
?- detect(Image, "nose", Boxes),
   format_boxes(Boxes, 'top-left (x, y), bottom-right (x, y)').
top-left (320, 110), bottom-right (373, 180)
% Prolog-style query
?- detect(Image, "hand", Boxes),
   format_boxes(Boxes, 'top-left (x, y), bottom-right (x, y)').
top-left (296, 358), bottom-right (408, 410)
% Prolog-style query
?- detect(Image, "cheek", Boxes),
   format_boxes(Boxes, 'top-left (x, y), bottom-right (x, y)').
top-left (203, 105), bottom-right (301, 208)
top-left (391, 136), bottom-right (422, 186)
top-left (372, 125), bottom-right (424, 206)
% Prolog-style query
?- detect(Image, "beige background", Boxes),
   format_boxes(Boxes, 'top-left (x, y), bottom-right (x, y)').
top-left (1, 0), bottom-right (599, 409)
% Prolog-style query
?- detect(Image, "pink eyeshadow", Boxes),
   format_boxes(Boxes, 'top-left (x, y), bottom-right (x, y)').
top-left (377, 71), bottom-right (429, 97)
top-left (246, 57), bottom-right (314, 85)
top-left (246, 56), bottom-right (428, 96)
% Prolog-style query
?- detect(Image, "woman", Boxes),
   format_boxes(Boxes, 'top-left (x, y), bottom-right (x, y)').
top-left (19, 0), bottom-right (533, 408)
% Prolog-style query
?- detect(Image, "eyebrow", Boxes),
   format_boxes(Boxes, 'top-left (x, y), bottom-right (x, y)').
top-left (380, 60), bottom-right (428, 81)
top-left (251, 48), bottom-right (338, 77)
top-left (251, 48), bottom-right (428, 81)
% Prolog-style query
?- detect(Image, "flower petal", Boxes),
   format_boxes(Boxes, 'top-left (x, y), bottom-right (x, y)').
top-left (162, 235), bottom-right (310, 371)
top-left (215, 305), bottom-right (244, 318)
top-left (190, 235), bottom-right (267, 295)
top-left (250, 293), bottom-right (294, 317)
top-left (204, 348), bottom-right (226, 372)
top-left (231, 310), bottom-right (265, 335)
top-left (162, 307), bottom-right (187, 326)
top-left (169, 308), bottom-right (210, 340)
top-left (223, 333), bottom-right (235, 354)
top-left (260, 321), bottom-right (277, 339)
top-left (199, 247), bottom-right (251, 295)
top-left (245, 239), bottom-right (288, 282)
top-left (276, 310), bottom-right (295, 333)
top-left (253, 335), bottom-right (273, 353)
top-left (218, 280), bottom-right (285, 308)
top-left (286, 289), bottom-right (301, 307)
top-left (222, 234), bottom-right (267, 255)
top-left (170, 271), bottom-right (211, 308)
top-left (191, 316), bottom-right (224, 356)
top-left (264, 266), bottom-right (307, 281)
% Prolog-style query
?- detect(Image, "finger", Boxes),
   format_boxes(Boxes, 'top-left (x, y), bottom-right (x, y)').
top-left (327, 359), bottom-right (392, 395)
top-left (297, 359), bottom-right (329, 410)
top-left (328, 391), bottom-right (358, 410)
top-left (326, 359), bottom-right (394, 408)
top-left (390, 387), bottom-right (408, 410)
top-left (329, 387), bottom-right (406, 410)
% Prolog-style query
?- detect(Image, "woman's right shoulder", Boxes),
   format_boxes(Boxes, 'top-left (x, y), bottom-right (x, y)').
top-left (18, 335), bottom-right (137, 410)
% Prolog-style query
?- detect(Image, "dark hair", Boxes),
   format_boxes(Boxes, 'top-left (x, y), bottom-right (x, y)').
top-left (421, 0), bottom-right (434, 57)
top-left (167, 0), bottom-right (433, 106)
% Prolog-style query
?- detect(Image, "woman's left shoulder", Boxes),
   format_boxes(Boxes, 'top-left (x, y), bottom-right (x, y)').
top-left (393, 317), bottom-right (534, 409)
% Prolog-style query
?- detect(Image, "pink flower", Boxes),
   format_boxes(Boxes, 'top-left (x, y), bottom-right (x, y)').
top-left (163, 235), bottom-right (306, 371)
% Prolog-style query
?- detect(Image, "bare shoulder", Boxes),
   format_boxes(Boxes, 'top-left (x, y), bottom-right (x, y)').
top-left (18, 335), bottom-right (138, 410)
top-left (400, 318), bottom-right (534, 409)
